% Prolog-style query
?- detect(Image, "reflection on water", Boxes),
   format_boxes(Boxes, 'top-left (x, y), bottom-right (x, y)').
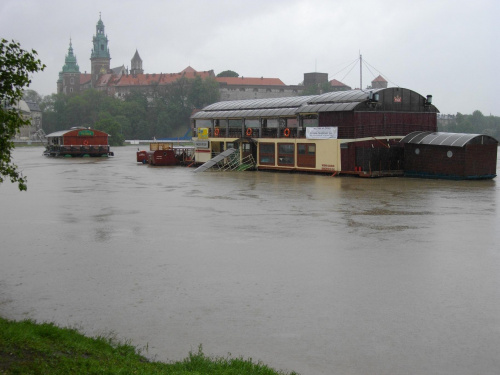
top-left (1, 146), bottom-right (499, 375)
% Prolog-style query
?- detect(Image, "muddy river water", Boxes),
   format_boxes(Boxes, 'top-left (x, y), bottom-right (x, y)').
top-left (1, 146), bottom-right (499, 374)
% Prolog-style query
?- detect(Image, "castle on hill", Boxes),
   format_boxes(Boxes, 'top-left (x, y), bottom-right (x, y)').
top-left (57, 15), bottom-right (387, 101)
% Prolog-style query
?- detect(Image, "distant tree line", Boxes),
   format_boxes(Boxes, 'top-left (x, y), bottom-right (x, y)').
top-left (27, 75), bottom-right (220, 146)
top-left (438, 110), bottom-right (500, 140)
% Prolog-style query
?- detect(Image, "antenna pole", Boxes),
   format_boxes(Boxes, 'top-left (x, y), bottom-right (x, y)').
top-left (360, 53), bottom-right (362, 89)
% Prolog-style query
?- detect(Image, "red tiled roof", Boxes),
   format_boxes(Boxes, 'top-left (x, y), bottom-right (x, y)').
top-left (80, 73), bottom-right (91, 85)
top-left (108, 69), bottom-right (215, 87)
top-left (372, 75), bottom-right (387, 82)
top-left (329, 79), bottom-right (349, 87)
top-left (215, 77), bottom-right (285, 86)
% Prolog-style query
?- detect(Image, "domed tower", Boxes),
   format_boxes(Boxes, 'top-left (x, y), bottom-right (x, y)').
top-left (57, 39), bottom-right (81, 94)
top-left (90, 13), bottom-right (111, 87)
top-left (130, 50), bottom-right (144, 75)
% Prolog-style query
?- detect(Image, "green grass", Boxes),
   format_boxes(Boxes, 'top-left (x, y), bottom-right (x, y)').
top-left (0, 317), bottom-right (298, 374)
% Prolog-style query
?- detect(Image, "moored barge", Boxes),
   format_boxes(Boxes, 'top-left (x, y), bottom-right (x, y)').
top-left (136, 142), bottom-right (194, 166)
top-left (190, 88), bottom-right (497, 179)
top-left (44, 127), bottom-right (114, 157)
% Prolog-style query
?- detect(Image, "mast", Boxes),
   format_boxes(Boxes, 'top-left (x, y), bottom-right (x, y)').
top-left (359, 53), bottom-right (362, 90)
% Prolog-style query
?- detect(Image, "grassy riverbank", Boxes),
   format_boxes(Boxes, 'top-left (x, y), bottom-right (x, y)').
top-left (0, 317), bottom-right (298, 374)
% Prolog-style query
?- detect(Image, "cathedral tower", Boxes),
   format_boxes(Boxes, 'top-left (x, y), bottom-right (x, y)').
top-left (130, 50), bottom-right (144, 75)
top-left (90, 13), bottom-right (111, 87)
top-left (57, 39), bottom-right (81, 94)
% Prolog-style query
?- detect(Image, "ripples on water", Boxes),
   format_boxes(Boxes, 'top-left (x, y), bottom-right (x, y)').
top-left (1, 146), bottom-right (499, 375)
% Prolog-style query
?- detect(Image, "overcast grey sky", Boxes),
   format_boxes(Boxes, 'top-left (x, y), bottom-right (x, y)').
top-left (1, 0), bottom-right (498, 115)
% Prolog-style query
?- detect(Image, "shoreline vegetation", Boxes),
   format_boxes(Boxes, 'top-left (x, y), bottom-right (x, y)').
top-left (0, 317), bottom-right (298, 374)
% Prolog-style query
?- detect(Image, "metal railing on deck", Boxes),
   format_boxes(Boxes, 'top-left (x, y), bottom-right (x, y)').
top-left (45, 145), bottom-right (110, 153)
top-left (218, 153), bottom-right (256, 171)
top-left (207, 127), bottom-right (305, 139)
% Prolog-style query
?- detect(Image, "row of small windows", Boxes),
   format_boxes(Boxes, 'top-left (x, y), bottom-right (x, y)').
top-left (259, 142), bottom-right (316, 168)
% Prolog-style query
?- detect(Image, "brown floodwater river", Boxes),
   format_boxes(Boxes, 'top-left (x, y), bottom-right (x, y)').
top-left (1, 146), bottom-right (500, 374)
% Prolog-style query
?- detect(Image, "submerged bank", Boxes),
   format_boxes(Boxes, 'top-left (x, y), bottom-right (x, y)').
top-left (0, 317), bottom-right (298, 375)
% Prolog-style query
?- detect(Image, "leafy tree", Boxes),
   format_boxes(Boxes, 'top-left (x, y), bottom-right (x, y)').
top-left (95, 112), bottom-right (124, 146)
top-left (23, 89), bottom-right (42, 104)
top-left (188, 76), bottom-right (220, 110)
top-left (217, 70), bottom-right (239, 78)
top-left (438, 111), bottom-right (500, 140)
top-left (123, 91), bottom-right (149, 138)
top-left (1, 39), bottom-right (45, 190)
top-left (40, 93), bottom-right (69, 134)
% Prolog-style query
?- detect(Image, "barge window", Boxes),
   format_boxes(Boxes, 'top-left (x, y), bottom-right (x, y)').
top-left (287, 118), bottom-right (298, 128)
top-left (245, 119), bottom-right (260, 128)
top-left (297, 143), bottom-right (316, 168)
top-left (259, 143), bottom-right (275, 165)
top-left (229, 119), bottom-right (242, 127)
top-left (267, 119), bottom-right (278, 128)
top-left (303, 116), bottom-right (318, 127)
top-left (278, 143), bottom-right (294, 166)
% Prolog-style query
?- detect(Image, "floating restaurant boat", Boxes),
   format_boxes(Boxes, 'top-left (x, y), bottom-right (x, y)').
top-left (44, 127), bottom-right (114, 157)
top-left (190, 88), bottom-right (498, 179)
top-left (136, 142), bottom-right (195, 166)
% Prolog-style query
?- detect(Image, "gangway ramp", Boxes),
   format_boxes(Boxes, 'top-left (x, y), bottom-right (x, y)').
top-left (193, 148), bottom-right (238, 173)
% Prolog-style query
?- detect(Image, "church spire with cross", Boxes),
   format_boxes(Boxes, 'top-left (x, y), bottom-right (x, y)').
top-left (90, 12), bottom-right (111, 87)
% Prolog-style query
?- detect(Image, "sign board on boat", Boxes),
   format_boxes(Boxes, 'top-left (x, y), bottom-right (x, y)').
top-left (306, 127), bottom-right (338, 139)
top-left (78, 130), bottom-right (94, 137)
top-left (194, 140), bottom-right (209, 148)
top-left (197, 128), bottom-right (209, 139)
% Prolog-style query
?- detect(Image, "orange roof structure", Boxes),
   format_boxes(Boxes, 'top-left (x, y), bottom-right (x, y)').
top-left (216, 76), bottom-right (285, 86)
top-left (372, 75), bottom-right (387, 82)
top-left (329, 79), bottom-right (350, 87)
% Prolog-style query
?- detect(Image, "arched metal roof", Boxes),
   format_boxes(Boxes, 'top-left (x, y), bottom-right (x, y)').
top-left (308, 89), bottom-right (383, 104)
top-left (401, 131), bottom-right (498, 147)
top-left (192, 107), bottom-right (298, 119)
top-left (202, 96), bottom-right (315, 111)
top-left (296, 102), bottom-right (359, 114)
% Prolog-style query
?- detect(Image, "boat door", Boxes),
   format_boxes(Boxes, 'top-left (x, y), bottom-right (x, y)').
top-left (242, 142), bottom-right (251, 159)
top-left (241, 141), bottom-right (257, 162)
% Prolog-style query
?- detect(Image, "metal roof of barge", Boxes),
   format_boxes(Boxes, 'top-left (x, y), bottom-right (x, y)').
top-left (193, 107), bottom-right (299, 119)
top-left (192, 89), bottom-right (385, 119)
top-left (46, 130), bottom-right (72, 137)
top-left (46, 128), bottom-right (110, 138)
top-left (297, 102), bottom-right (359, 113)
top-left (307, 89), bottom-right (383, 104)
top-left (401, 131), bottom-right (499, 147)
top-left (200, 96), bottom-right (315, 111)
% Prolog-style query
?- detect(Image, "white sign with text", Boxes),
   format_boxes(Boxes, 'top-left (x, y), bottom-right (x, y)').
top-left (306, 127), bottom-right (338, 139)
